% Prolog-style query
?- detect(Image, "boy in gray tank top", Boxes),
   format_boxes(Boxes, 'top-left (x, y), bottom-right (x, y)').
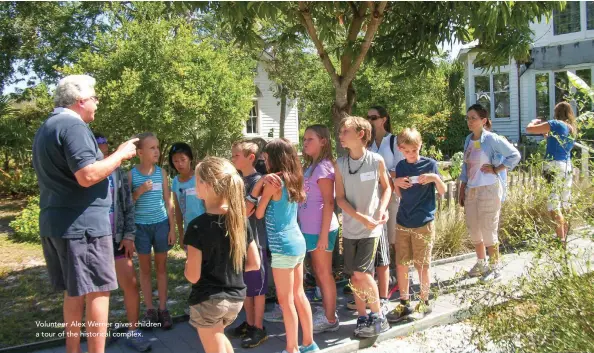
top-left (335, 116), bottom-right (392, 338)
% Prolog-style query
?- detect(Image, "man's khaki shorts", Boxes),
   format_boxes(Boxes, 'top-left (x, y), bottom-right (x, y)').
top-left (395, 221), bottom-right (435, 267)
top-left (189, 298), bottom-right (243, 329)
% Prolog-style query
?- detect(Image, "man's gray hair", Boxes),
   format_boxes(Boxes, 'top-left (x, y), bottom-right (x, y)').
top-left (54, 75), bottom-right (96, 108)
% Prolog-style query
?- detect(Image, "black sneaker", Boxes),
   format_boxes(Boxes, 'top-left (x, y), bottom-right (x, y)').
top-left (139, 309), bottom-right (158, 330)
top-left (158, 308), bottom-right (173, 330)
top-left (386, 303), bottom-right (413, 323)
top-left (357, 314), bottom-right (389, 338)
top-left (353, 316), bottom-right (368, 337)
top-left (241, 326), bottom-right (268, 348)
top-left (228, 321), bottom-right (251, 338)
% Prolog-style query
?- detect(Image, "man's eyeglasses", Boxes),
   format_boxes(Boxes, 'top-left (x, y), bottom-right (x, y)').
top-left (82, 96), bottom-right (99, 103)
top-left (366, 115), bottom-right (381, 121)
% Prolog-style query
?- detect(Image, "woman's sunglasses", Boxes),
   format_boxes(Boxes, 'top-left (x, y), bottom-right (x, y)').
top-left (366, 115), bottom-right (381, 121)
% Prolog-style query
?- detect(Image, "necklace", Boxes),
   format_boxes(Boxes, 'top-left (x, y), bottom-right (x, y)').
top-left (348, 151), bottom-right (366, 175)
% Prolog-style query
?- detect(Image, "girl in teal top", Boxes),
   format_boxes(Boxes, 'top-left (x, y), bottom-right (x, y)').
top-left (129, 132), bottom-right (176, 330)
top-left (168, 142), bottom-right (205, 246)
top-left (250, 138), bottom-right (318, 353)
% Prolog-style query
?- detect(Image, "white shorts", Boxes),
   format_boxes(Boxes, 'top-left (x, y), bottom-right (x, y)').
top-left (544, 160), bottom-right (573, 212)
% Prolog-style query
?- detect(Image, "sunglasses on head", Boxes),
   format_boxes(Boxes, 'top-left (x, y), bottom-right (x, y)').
top-left (366, 115), bottom-right (381, 121)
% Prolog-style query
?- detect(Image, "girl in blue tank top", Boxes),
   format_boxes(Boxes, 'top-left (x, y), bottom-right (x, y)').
top-left (128, 132), bottom-right (175, 329)
top-left (250, 138), bottom-right (318, 353)
top-left (168, 142), bottom-right (205, 246)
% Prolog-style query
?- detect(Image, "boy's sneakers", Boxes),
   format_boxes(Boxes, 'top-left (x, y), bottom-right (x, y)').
top-left (299, 342), bottom-right (320, 352)
top-left (241, 326), bottom-right (268, 348)
top-left (158, 308), bottom-right (173, 330)
top-left (468, 260), bottom-right (489, 278)
top-left (140, 309), bottom-right (158, 330)
top-left (409, 302), bottom-right (433, 320)
top-left (306, 287), bottom-right (323, 305)
top-left (228, 321), bottom-right (251, 338)
top-left (125, 330), bottom-right (152, 352)
top-left (264, 304), bottom-right (284, 323)
top-left (356, 313), bottom-right (389, 338)
top-left (313, 311), bottom-right (339, 334)
top-left (386, 303), bottom-right (413, 323)
top-left (353, 316), bottom-right (368, 337)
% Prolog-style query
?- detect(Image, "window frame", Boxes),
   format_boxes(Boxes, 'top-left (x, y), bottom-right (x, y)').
top-left (473, 72), bottom-right (511, 120)
top-left (553, 1), bottom-right (582, 35)
top-left (245, 99), bottom-right (259, 135)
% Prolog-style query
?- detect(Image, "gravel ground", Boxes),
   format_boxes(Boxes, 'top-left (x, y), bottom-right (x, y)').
top-left (360, 322), bottom-right (505, 353)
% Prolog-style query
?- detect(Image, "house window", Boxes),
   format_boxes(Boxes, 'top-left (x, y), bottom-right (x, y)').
top-left (554, 71), bottom-right (570, 104)
top-left (535, 73), bottom-right (550, 120)
top-left (493, 74), bottom-right (510, 119)
top-left (576, 68), bottom-right (593, 114)
top-left (246, 101), bottom-right (258, 134)
top-left (553, 1), bottom-right (581, 35)
top-left (474, 75), bottom-right (491, 115)
top-left (474, 73), bottom-right (510, 119)
top-left (588, 1), bottom-right (594, 30)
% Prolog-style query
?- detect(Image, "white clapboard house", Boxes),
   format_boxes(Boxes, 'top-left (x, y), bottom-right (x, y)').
top-left (458, 2), bottom-right (594, 142)
top-left (243, 52), bottom-right (299, 144)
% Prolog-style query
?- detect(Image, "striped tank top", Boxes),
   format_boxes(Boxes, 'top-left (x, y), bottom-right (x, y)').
top-left (265, 186), bottom-right (306, 256)
top-left (131, 166), bottom-right (168, 224)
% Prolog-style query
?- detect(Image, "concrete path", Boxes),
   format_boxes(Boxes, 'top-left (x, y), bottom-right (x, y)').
top-left (31, 228), bottom-right (594, 353)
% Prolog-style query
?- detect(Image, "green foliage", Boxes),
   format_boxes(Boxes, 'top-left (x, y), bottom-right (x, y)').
top-left (0, 84), bottom-right (52, 171)
top-left (9, 195), bottom-right (40, 243)
top-left (397, 111), bottom-right (468, 158)
top-left (449, 152), bottom-right (464, 180)
top-left (0, 167), bottom-right (37, 196)
top-left (0, 2), bottom-right (107, 90)
top-left (62, 11), bottom-right (256, 158)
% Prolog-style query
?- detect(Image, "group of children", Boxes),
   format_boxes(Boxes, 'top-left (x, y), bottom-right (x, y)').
top-left (95, 102), bottom-right (524, 353)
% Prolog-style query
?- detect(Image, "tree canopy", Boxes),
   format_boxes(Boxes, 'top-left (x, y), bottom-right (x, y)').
top-left (62, 4), bottom-right (256, 158)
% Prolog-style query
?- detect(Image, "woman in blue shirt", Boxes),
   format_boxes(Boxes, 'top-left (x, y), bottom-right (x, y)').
top-left (526, 101), bottom-right (577, 241)
top-left (460, 104), bottom-right (521, 280)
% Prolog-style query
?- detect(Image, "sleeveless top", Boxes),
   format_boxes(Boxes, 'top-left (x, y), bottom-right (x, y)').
top-left (336, 151), bottom-right (383, 239)
top-left (172, 175), bottom-right (205, 231)
top-left (265, 186), bottom-right (306, 256)
top-left (131, 166), bottom-right (168, 224)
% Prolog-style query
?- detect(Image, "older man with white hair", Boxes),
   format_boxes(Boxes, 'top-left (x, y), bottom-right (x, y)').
top-left (32, 75), bottom-right (139, 353)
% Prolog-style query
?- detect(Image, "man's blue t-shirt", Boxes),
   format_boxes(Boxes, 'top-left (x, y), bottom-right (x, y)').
top-left (395, 157), bottom-right (440, 228)
top-left (545, 120), bottom-right (574, 161)
top-left (32, 108), bottom-right (111, 238)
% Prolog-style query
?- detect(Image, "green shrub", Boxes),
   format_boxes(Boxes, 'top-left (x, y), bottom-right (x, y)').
top-left (0, 167), bottom-right (38, 196)
top-left (449, 151), bottom-right (464, 180)
top-left (9, 196), bottom-right (40, 243)
top-left (468, 248), bottom-right (594, 353)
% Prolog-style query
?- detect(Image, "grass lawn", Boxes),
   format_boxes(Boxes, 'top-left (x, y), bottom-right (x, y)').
top-left (0, 198), bottom-right (192, 348)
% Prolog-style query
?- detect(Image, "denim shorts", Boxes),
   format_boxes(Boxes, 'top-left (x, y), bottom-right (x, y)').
top-left (271, 253), bottom-right (305, 269)
top-left (135, 219), bottom-right (171, 254)
top-left (303, 229), bottom-right (339, 252)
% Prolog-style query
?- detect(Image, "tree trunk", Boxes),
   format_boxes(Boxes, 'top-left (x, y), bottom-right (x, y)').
top-left (332, 83), bottom-right (355, 156)
top-left (279, 86), bottom-right (287, 139)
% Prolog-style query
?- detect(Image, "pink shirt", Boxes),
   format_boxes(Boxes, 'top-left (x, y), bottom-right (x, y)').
top-left (298, 159), bottom-right (339, 235)
top-left (464, 140), bottom-right (497, 187)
